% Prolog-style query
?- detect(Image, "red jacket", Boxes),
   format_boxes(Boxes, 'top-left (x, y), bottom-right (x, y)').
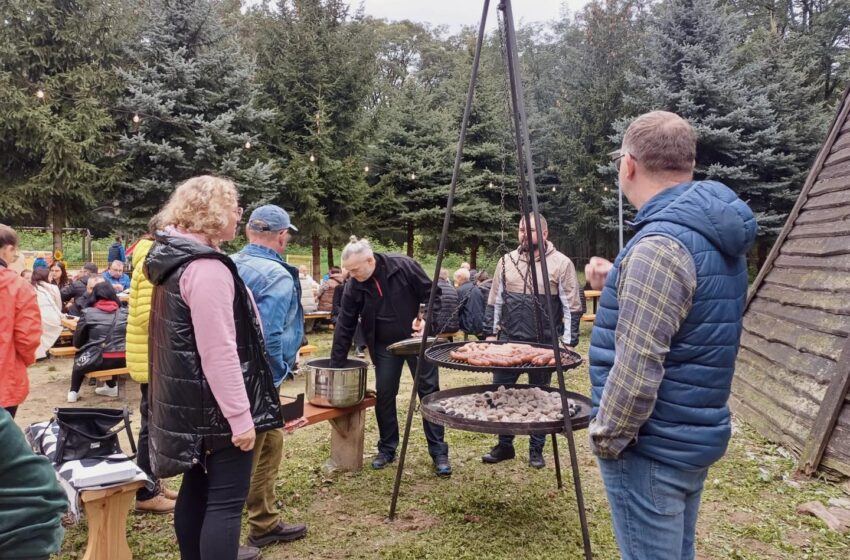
top-left (0, 266), bottom-right (41, 408)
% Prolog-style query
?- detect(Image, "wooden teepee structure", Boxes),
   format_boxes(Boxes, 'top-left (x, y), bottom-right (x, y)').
top-left (732, 84), bottom-right (850, 478)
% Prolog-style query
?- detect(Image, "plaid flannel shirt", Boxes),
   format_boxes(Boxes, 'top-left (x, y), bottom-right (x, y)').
top-left (589, 236), bottom-right (697, 459)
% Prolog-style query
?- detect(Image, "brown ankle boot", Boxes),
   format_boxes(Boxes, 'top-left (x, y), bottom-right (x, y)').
top-left (135, 494), bottom-right (176, 514)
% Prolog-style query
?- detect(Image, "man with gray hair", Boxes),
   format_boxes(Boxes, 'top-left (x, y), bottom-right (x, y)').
top-left (231, 205), bottom-right (307, 551)
top-left (586, 111), bottom-right (757, 559)
top-left (102, 260), bottom-right (130, 292)
top-left (330, 237), bottom-right (451, 476)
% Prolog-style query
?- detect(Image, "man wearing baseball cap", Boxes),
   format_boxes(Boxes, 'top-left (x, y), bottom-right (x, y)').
top-left (231, 205), bottom-right (307, 553)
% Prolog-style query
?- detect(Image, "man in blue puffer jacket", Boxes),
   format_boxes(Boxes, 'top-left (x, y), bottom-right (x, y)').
top-left (585, 111), bottom-right (757, 560)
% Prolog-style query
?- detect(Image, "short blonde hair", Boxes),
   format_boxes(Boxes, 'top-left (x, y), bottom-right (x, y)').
top-left (454, 268), bottom-right (470, 283)
top-left (622, 111), bottom-right (696, 173)
top-left (158, 175), bottom-right (238, 245)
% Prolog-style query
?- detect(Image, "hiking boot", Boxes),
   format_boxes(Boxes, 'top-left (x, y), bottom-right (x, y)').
top-left (529, 449), bottom-right (546, 469)
top-left (482, 445), bottom-right (515, 464)
top-left (371, 453), bottom-right (394, 470)
top-left (433, 455), bottom-right (452, 477)
top-left (160, 485), bottom-right (179, 500)
top-left (247, 522), bottom-right (307, 548)
top-left (236, 545), bottom-right (261, 560)
top-left (95, 385), bottom-right (118, 397)
top-left (135, 494), bottom-right (175, 514)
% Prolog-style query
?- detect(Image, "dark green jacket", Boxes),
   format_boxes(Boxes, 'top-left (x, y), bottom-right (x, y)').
top-left (0, 408), bottom-right (67, 558)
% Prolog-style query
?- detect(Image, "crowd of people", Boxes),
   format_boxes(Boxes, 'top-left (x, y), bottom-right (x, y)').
top-left (0, 110), bottom-right (758, 560)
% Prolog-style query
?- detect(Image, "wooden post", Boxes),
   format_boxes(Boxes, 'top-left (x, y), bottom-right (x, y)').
top-left (326, 239), bottom-right (335, 269)
top-left (798, 337), bottom-right (850, 475)
top-left (328, 409), bottom-right (366, 472)
top-left (311, 234), bottom-right (321, 280)
top-left (81, 481), bottom-right (144, 560)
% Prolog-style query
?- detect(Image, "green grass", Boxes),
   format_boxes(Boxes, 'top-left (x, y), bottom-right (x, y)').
top-left (50, 324), bottom-right (850, 559)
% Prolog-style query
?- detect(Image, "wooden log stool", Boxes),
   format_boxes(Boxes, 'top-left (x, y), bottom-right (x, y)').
top-left (80, 480), bottom-right (145, 560)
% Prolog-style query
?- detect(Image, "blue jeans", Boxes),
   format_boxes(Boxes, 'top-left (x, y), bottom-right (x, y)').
top-left (597, 451), bottom-right (708, 560)
top-left (372, 343), bottom-right (448, 459)
top-left (492, 368), bottom-right (553, 452)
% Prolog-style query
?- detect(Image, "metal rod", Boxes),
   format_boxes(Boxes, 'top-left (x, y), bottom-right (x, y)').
top-left (618, 180), bottom-right (624, 251)
top-left (388, 0), bottom-right (491, 521)
top-left (552, 432), bottom-right (563, 489)
top-left (500, 1), bottom-right (593, 557)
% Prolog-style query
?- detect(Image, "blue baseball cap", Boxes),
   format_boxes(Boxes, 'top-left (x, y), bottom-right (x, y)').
top-left (247, 205), bottom-right (298, 233)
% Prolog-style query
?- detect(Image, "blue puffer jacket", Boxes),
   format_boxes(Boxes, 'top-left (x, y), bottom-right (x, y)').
top-left (589, 180), bottom-right (757, 470)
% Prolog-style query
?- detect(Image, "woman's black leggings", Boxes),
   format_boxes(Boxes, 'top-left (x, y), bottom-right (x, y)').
top-left (69, 357), bottom-right (125, 392)
top-left (174, 444), bottom-right (254, 560)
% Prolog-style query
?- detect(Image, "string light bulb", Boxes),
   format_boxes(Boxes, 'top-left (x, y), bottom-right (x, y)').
top-left (551, 186), bottom-right (556, 192)
top-left (604, 186), bottom-right (609, 192)
top-left (309, 154), bottom-right (315, 162)
top-left (364, 165), bottom-right (369, 172)
top-left (488, 182), bottom-right (494, 189)
top-left (579, 187), bottom-right (583, 193)
top-left (35, 89), bottom-right (45, 99)
top-left (132, 114), bottom-right (141, 124)
top-left (244, 141), bottom-right (252, 149)
top-left (410, 173), bottom-right (416, 180)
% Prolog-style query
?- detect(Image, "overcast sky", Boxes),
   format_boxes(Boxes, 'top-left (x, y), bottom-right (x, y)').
top-left (356, 0), bottom-right (586, 30)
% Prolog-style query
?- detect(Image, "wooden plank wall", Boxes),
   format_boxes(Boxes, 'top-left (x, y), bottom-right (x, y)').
top-left (732, 94), bottom-right (850, 477)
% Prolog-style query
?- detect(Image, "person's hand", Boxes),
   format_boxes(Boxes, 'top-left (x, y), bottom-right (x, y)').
top-left (585, 257), bottom-right (613, 290)
top-left (411, 317), bottom-right (424, 337)
top-left (112, 283), bottom-right (123, 292)
top-left (232, 427), bottom-right (256, 451)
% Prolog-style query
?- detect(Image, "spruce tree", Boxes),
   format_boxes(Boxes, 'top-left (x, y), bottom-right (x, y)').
top-left (0, 0), bottom-right (125, 251)
top-left (116, 0), bottom-right (277, 228)
top-left (622, 0), bottom-right (799, 235)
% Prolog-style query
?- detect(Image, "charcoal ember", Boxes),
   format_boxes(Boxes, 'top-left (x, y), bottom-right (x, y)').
top-left (431, 388), bottom-right (579, 423)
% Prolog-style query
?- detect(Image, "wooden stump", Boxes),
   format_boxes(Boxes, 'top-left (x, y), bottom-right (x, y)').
top-left (81, 481), bottom-right (144, 560)
top-left (329, 408), bottom-right (366, 472)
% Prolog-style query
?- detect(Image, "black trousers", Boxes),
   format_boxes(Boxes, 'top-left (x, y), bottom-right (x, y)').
top-left (4, 405), bottom-right (18, 418)
top-left (174, 444), bottom-right (254, 560)
top-left (492, 368), bottom-right (553, 452)
top-left (69, 357), bottom-right (123, 392)
top-left (372, 343), bottom-right (448, 460)
top-left (135, 383), bottom-right (161, 500)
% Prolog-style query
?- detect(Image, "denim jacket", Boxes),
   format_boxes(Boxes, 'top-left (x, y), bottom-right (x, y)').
top-left (231, 244), bottom-right (304, 386)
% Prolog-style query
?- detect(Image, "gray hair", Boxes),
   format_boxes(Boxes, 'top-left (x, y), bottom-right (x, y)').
top-left (342, 235), bottom-right (373, 261)
top-left (454, 268), bottom-right (470, 282)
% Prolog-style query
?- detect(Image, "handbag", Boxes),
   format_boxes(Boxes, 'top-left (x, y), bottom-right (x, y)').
top-left (42, 407), bottom-right (137, 465)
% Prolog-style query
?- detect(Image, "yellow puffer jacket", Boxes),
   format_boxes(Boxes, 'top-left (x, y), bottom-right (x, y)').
top-left (126, 238), bottom-right (154, 383)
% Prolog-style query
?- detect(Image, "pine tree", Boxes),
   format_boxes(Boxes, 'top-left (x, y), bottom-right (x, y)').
top-left (0, 0), bottom-right (125, 251)
top-left (115, 0), bottom-right (277, 229)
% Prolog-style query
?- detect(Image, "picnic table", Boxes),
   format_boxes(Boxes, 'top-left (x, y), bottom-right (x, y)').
top-left (582, 289), bottom-right (601, 322)
top-left (304, 310), bottom-right (332, 333)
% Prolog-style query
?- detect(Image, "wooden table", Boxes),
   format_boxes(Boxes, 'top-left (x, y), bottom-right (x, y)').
top-left (288, 396), bottom-right (377, 471)
top-left (81, 480), bottom-right (145, 560)
top-left (62, 317), bottom-right (79, 331)
top-left (304, 311), bottom-right (332, 333)
top-left (583, 289), bottom-right (601, 322)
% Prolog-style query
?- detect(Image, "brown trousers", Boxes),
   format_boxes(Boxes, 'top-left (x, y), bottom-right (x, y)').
top-left (245, 428), bottom-right (284, 537)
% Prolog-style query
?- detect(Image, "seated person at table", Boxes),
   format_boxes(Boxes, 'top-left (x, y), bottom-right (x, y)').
top-left (102, 260), bottom-right (130, 292)
top-left (67, 283), bottom-right (128, 403)
top-left (61, 262), bottom-right (98, 316)
top-left (298, 265), bottom-right (319, 313)
top-left (30, 268), bottom-right (63, 360)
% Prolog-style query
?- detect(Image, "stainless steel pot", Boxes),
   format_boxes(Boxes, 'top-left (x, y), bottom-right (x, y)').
top-left (305, 357), bottom-right (368, 408)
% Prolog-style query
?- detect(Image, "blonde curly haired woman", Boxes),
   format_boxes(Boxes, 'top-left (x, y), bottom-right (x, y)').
top-left (144, 176), bottom-right (282, 560)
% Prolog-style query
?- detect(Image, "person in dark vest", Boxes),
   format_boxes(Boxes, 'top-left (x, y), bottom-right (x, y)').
top-left (144, 176), bottom-right (283, 560)
top-left (107, 235), bottom-right (125, 264)
top-left (432, 268), bottom-right (459, 335)
top-left (330, 237), bottom-right (451, 476)
top-left (454, 267), bottom-right (484, 338)
top-left (586, 111), bottom-right (757, 560)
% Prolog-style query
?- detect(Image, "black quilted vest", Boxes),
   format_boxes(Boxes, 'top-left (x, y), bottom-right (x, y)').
top-left (144, 233), bottom-right (283, 478)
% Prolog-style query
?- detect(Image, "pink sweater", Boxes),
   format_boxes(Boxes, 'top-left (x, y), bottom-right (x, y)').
top-left (170, 228), bottom-right (254, 436)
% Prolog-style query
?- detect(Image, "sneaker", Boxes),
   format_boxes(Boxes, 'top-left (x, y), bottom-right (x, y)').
top-left (94, 385), bottom-right (118, 398)
top-left (66, 391), bottom-right (79, 403)
top-left (236, 545), bottom-right (262, 560)
top-left (529, 449), bottom-right (546, 470)
top-left (247, 521), bottom-right (307, 548)
top-left (371, 453), bottom-right (394, 470)
top-left (433, 455), bottom-right (452, 477)
top-left (481, 444), bottom-right (515, 464)
top-left (135, 494), bottom-right (175, 514)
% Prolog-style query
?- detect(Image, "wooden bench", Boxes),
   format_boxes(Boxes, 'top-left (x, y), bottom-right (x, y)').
top-left (80, 480), bottom-right (145, 560)
top-left (288, 396), bottom-right (377, 471)
top-left (49, 346), bottom-right (77, 358)
top-left (298, 344), bottom-right (319, 360)
top-left (582, 289), bottom-right (601, 322)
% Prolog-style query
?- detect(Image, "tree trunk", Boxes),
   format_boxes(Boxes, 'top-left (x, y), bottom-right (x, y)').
top-left (326, 239), bottom-right (335, 269)
top-left (311, 234), bottom-right (321, 280)
top-left (51, 204), bottom-right (64, 256)
top-left (470, 240), bottom-right (479, 270)
top-left (406, 222), bottom-right (414, 257)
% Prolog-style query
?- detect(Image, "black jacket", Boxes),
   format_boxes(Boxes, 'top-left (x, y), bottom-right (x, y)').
top-left (433, 279), bottom-right (459, 334)
top-left (61, 273), bottom-right (93, 316)
top-left (145, 233), bottom-right (283, 478)
top-left (457, 280), bottom-right (485, 335)
top-left (73, 305), bottom-right (128, 356)
top-left (330, 253), bottom-right (437, 365)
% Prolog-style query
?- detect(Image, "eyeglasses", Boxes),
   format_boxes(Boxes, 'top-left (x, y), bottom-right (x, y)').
top-left (609, 150), bottom-right (626, 172)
